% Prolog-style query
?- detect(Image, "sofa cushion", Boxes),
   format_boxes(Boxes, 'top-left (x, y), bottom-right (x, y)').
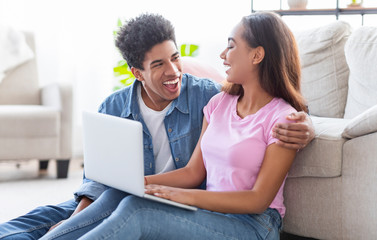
top-left (0, 27), bottom-right (34, 83)
top-left (181, 56), bottom-right (225, 84)
top-left (0, 105), bottom-right (60, 137)
top-left (344, 26), bottom-right (377, 119)
top-left (342, 104), bottom-right (377, 138)
top-left (288, 116), bottom-right (350, 178)
top-left (294, 21), bottom-right (351, 118)
top-left (0, 32), bottom-right (40, 105)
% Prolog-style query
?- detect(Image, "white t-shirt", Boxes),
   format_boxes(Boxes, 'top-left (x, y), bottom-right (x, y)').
top-left (137, 85), bottom-right (175, 174)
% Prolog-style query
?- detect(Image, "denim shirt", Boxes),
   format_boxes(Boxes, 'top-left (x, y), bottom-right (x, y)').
top-left (74, 73), bottom-right (221, 201)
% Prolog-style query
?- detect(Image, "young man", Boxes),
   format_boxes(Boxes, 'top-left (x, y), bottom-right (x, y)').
top-left (0, 13), bottom-right (314, 240)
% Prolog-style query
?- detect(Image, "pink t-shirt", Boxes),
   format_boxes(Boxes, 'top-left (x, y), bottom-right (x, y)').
top-left (202, 92), bottom-right (297, 217)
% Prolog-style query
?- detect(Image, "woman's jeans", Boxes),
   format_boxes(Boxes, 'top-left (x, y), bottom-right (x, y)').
top-left (42, 188), bottom-right (282, 240)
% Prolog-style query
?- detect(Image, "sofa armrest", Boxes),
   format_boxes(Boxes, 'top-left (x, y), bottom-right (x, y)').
top-left (41, 83), bottom-right (73, 159)
top-left (58, 83), bottom-right (73, 159)
top-left (342, 131), bottom-right (377, 237)
top-left (41, 83), bottom-right (61, 109)
top-left (288, 116), bottom-right (349, 178)
top-left (342, 105), bottom-right (377, 139)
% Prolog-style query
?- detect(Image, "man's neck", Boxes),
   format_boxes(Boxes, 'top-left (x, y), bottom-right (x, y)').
top-left (140, 85), bottom-right (172, 111)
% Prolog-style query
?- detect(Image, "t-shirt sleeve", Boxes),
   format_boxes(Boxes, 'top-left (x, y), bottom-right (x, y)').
top-left (267, 106), bottom-right (297, 146)
top-left (203, 92), bottom-right (224, 124)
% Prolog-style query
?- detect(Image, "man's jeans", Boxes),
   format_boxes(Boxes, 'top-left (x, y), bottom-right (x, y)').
top-left (41, 189), bottom-right (129, 240)
top-left (41, 188), bottom-right (282, 240)
top-left (0, 199), bottom-right (77, 240)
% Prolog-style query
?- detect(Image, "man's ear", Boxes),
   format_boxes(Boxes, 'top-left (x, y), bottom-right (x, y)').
top-left (131, 67), bottom-right (144, 81)
top-left (251, 46), bottom-right (265, 64)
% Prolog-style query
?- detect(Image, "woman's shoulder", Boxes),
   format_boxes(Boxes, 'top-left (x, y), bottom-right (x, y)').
top-left (209, 91), bottom-right (236, 105)
top-left (204, 92), bottom-right (236, 117)
top-left (267, 98), bottom-right (297, 122)
top-left (274, 98), bottom-right (297, 112)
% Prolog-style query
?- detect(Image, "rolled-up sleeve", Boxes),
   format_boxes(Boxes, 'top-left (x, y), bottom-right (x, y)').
top-left (73, 174), bottom-right (109, 202)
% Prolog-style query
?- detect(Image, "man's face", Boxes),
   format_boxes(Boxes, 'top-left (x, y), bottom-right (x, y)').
top-left (132, 40), bottom-right (182, 111)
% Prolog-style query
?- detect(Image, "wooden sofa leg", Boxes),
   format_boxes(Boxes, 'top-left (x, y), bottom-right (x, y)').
top-left (56, 159), bottom-right (70, 179)
top-left (39, 160), bottom-right (49, 170)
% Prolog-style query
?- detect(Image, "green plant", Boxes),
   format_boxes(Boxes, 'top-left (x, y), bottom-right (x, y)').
top-left (113, 18), bottom-right (135, 91)
top-left (112, 19), bottom-right (199, 91)
top-left (180, 44), bottom-right (199, 57)
top-left (113, 59), bottom-right (134, 91)
top-left (351, 0), bottom-right (363, 4)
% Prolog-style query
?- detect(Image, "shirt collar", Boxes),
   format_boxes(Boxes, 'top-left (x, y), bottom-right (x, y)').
top-left (121, 75), bottom-right (189, 119)
top-left (120, 80), bottom-right (139, 119)
top-left (167, 75), bottom-right (189, 115)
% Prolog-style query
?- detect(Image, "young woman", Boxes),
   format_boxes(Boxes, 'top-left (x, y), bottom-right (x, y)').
top-left (70, 11), bottom-right (307, 240)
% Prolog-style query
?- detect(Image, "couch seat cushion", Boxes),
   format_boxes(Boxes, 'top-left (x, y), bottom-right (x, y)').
top-left (288, 116), bottom-right (350, 178)
top-left (0, 105), bottom-right (60, 137)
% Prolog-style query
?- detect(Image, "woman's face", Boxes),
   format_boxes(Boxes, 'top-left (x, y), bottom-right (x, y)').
top-left (220, 22), bottom-right (256, 84)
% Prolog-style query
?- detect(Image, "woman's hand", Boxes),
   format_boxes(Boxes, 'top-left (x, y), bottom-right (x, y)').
top-left (145, 184), bottom-right (194, 206)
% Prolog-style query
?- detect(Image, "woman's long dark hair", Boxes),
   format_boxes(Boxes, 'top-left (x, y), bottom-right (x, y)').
top-left (222, 12), bottom-right (307, 112)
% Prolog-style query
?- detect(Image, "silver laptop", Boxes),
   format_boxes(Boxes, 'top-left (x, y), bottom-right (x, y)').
top-left (82, 111), bottom-right (197, 211)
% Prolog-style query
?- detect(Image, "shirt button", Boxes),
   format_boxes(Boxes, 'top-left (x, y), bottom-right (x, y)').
top-left (168, 128), bottom-right (172, 133)
top-left (175, 158), bottom-right (179, 162)
top-left (149, 163), bottom-right (152, 168)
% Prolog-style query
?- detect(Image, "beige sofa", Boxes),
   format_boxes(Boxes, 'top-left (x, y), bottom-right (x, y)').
top-left (282, 21), bottom-right (377, 239)
top-left (0, 32), bottom-right (73, 178)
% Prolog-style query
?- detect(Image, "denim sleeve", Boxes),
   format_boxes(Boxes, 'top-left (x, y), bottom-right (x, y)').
top-left (207, 81), bottom-right (222, 99)
top-left (73, 174), bottom-right (109, 202)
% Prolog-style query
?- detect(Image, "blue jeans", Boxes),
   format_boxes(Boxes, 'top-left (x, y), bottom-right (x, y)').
top-left (41, 188), bottom-right (128, 240)
top-left (0, 199), bottom-right (77, 240)
top-left (42, 188), bottom-right (282, 240)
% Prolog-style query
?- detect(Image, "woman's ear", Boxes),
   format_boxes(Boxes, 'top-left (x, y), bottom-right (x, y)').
top-left (131, 67), bottom-right (144, 81)
top-left (251, 46), bottom-right (265, 64)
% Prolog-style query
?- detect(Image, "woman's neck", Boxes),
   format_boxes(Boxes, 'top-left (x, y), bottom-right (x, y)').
top-left (236, 82), bottom-right (273, 118)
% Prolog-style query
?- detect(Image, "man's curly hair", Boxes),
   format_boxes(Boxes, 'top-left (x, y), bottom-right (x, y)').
top-left (116, 13), bottom-right (176, 70)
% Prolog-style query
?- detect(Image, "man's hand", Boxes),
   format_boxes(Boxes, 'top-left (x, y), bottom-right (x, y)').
top-left (272, 111), bottom-right (315, 150)
top-left (48, 220), bottom-right (65, 232)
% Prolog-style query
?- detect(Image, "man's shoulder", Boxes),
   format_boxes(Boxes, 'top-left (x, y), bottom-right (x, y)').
top-left (99, 85), bottom-right (133, 115)
top-left (182, 73), bottom-right (221, 101)
top-left (178, 74), bottom-right (221, 110)
top-left (183, 73), bottom-right (221, 91)
top-left (102, 86), bottom-right (131, 105)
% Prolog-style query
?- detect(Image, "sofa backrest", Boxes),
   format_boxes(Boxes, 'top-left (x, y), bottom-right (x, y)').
top-left (344, 26), bottom-right (377, 119)
top-left (0, 32), bottom-right (40, 105)
top-left (294, 21), bottom-right (351, 118)
top-left (181, 56), bottom-right (226, 84)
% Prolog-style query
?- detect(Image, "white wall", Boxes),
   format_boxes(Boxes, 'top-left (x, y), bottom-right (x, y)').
top-left (0, 0), bottom-right (251, 156)
top-left (1, 0), bottom-right (376, 156)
